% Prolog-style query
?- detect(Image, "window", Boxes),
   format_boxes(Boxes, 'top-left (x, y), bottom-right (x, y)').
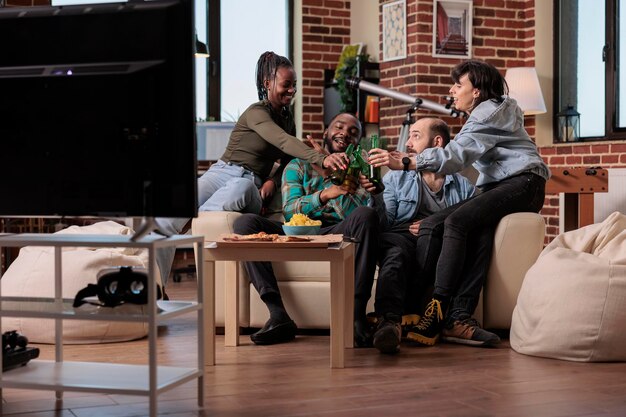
top-left (556, 0), bottom-right (626, 141)
top-left (196, 0), bottom-right (208, 121)
top-left (205, 0), bottom-right (292, 122)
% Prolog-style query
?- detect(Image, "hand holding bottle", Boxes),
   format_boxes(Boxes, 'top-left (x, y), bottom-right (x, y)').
top-left (320, 184), bottom-right (353, 204)
top-left (358, 174), bottom-right (383, 195)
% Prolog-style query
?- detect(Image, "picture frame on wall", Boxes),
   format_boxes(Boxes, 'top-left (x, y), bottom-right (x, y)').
top-left (334, 42), bottom-right (364, 80)
top-left (432, 0), bottom-right (473, 59)
top-left (382, 0), bottom-right (407, 62)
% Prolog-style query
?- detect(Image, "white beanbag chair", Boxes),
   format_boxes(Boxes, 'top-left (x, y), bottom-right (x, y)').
top-left (1, 221), bottom-right (161, 344)
top-left (511, 211), bottom-right (626, 362)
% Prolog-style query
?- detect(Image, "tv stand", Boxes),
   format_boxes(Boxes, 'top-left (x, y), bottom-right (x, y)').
top-left (0, 233), bottom-right (214, 417)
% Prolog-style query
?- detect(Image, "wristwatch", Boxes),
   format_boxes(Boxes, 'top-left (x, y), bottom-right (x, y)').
top-left (402, 156), bottom-right (411, 172)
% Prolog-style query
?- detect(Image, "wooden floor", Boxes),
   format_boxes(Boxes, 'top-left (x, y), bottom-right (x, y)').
top-left (2, 279), bottom-right (626, 417)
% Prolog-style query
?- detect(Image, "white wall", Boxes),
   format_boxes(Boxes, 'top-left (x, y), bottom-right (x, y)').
top-left (294, 0), bottom-right (303, 136)
top-left (350, 0), bottom-right (380, 62)
top-left (535, 1), bottom-right (554, 147)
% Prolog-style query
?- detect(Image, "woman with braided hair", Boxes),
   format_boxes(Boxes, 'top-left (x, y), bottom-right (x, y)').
top-left (154, 51), bottom-right (347, 285)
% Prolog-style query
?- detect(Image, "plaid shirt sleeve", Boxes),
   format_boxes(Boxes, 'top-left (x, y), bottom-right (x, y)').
top-left (281, 159), bottom-right (325, 222)
top-left (281, 159), bottom-right (370, 223)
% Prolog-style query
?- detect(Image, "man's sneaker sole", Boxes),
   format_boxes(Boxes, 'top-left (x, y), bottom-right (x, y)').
top-left (441, 335), bottom-right (498, 347)
top-left (406, 331), bottom-right (438, 346)
top-left (373, 330), bottom-right (400, 354)
top-left (373, 337), bottom-right (400, 354)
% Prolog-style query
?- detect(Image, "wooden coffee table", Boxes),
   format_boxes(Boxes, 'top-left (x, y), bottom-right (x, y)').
top-left (203, 235), bottom-right (354, 368)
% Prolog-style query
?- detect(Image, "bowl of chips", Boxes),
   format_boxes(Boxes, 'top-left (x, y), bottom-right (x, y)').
top-left (282, 213), bottom-right (322, 236)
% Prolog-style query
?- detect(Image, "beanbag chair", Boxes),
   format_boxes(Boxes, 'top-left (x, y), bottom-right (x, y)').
top-left (511, 211), bottom-right (626, 361)
top-left (1, 221), bottom-right (161, 344)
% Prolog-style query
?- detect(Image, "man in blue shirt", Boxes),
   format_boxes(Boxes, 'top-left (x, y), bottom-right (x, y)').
top-left (362, 117), bottom-right (500, 354)
top-left (233, 112), bottom-right (379, 347)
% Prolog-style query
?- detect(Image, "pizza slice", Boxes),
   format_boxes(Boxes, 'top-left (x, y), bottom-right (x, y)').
top-left (277, 235), bottom-right (312, 242)
top-left (222, 232), bottom-right (280, 242)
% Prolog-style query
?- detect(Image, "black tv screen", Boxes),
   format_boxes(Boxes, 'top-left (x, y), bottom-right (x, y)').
top-left (0, 0), bottom-right (197, 219)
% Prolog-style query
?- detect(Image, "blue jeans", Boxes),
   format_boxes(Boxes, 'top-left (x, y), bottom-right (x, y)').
top-left (155, 160), bottom-right (264, 285)
top-left (415, 172), bottom-right (546, 309)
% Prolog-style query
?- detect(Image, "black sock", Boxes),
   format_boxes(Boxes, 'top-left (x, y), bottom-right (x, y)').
top-left (354, 299), bottom-right (368, 323)
top-left (261, 292), bottom-right (290, 322)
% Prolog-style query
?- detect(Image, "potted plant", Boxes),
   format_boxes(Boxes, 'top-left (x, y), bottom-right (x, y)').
top-left (334, 52), bottom-right (370, 113)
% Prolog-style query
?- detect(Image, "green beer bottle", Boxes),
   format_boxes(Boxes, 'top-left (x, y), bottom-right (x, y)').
top-left (329, 144), bottom-right (353, 185)
top-left (368, 135), bottom-right (385, 192)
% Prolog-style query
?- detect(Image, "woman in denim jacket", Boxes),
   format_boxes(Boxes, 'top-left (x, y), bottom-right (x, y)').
top-left (369, 60), bottom-right (550, 346)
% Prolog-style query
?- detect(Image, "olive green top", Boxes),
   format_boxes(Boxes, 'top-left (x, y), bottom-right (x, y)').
top-left (220, 101), bottom-right (326, 185)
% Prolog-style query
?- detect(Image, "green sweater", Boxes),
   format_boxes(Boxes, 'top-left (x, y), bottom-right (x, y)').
top-left (220, 101), bottom-right (326, 185)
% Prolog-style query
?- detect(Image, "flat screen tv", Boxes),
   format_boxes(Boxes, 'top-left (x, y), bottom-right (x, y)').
top-left (0, 0), bottom-right (197, 220)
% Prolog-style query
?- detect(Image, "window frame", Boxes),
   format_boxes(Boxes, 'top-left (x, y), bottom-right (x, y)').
top-left (555, 0), bottom-right (626, 142)
top-left (206, 0), bottom-right (294, 122)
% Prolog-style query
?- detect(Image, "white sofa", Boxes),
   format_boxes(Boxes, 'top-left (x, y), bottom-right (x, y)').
top-left (192, 210), bottom-right (546, 330)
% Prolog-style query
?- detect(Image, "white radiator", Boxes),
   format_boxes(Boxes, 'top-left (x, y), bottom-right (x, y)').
top-left (594, 168), bottom-right (626, 223)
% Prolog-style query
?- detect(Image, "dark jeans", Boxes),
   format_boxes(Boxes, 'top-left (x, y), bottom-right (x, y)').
top-left (233, 206), bottom-right (380, 321)
top-left (374, 228), bottom-right (418, 317)
top-left (374, 223), bottom-right (494, 321)
top-left (415, 172), bottom-right (546, 308)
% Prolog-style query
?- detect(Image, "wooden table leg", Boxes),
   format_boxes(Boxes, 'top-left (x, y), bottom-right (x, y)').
top-left (202, 257), bottom-right (215, 366)
top-left (344, 246), bottom-right (354, 350)
top-left (329, 258), bottom-right (345, 369)
top-left (224, 261), bottom-right (240, 347)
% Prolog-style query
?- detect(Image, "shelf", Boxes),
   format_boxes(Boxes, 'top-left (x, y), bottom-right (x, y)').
top-left (0, 298), bottom-right (200, 322)
top-left (0, 361), bottom-right (200, 395)
top-left (0, 233), bottom-right (208, 417)
top-left (0, 233), bottom-right (201, 249)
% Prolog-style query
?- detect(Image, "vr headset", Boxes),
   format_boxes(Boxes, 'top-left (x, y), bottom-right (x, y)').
top-left (73, 266), bottom-right (162, 308)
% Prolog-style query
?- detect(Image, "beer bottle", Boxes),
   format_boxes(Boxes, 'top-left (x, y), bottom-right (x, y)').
top-left (368, 135), bottom-right (385, 192)
top-left (342, 154), bottom-right (361, 190)
top-left (329, 144), bottom-right (352, 185)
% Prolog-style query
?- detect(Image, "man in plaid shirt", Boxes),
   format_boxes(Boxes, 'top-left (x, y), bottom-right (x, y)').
top-left (234, 112), bottom-right (380, 347)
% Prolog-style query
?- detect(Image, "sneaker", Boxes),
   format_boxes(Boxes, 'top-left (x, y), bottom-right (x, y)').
top-left (441, 317), bottom-right (501, 347)
top-left (368, 313), bottom-right (420, 339)
top-left (400, 313), bottom-right (420, 339)
top-left (406, 299), bottom-right (444, 346)
top-left (373, 313), bottom-right (402, 354)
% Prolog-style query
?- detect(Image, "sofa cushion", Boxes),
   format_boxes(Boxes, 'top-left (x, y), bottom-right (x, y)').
top-left (483, 212), bottom-right (545, 329)
top-left (510, 211), bottom-right (626, 362)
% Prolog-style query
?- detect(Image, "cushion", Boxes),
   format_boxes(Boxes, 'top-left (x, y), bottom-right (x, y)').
top-left (1, 221), bottom-right (160, 344)
top-left (510, 211), bottom-right (626, 362)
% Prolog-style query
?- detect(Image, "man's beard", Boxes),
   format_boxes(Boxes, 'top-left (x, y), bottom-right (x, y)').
top-left (325, 135), bottom-right (347, 153)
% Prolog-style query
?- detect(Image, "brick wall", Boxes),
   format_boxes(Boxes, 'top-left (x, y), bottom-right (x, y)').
top-left (301, 0), bottom-right (352, 138)
top-left (539, 143), bottom-right (626, 240)
top-left (377, 0), bottom-right (537, 143)
top-left (362, 0), bottom-right (626, 243)
top-left (8, 0), bottom-right (625, 243)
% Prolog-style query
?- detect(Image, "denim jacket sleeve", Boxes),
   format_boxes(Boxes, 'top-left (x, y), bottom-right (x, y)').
top-left (414, 117), bottom-right (499, 176)
top-left (413, 98), bottom-right (549, 185)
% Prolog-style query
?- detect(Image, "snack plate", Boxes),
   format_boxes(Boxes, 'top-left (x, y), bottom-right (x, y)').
top-left (208, 234), bottom-right (344, 248)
